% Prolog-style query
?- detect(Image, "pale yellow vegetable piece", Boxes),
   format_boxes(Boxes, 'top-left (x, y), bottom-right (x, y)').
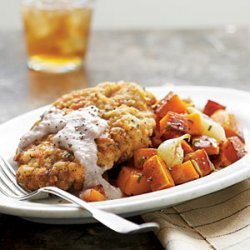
top-left (187, 107), bottom-right (226, 142)
top-left (157, 134), bottom-right (191, 168)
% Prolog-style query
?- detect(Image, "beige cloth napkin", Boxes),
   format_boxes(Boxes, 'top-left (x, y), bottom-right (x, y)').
top-left (142, 179), bottom-right (250, 250)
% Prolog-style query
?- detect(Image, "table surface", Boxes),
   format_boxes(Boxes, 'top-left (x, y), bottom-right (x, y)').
top-left (0, 28), bottom-right (250, 249)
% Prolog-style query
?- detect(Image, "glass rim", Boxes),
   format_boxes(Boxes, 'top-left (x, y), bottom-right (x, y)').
top-left (22, 0), bottom-right (94, 9)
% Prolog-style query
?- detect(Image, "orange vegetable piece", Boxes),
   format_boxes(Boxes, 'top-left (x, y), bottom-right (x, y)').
top-left (134, 148), bottom-right (157, 169)
top-left (80, 187), bottom-right (107, 202)
top-left (155, 92), bottom-right (187, 121)
top-left (209, 154), bottom-right (221, 170)
top-left (184, 149), bottom-right (215, 176)
top-left (170, 160), bottom-right (199, 185)
top-left (161, 130), bottom-right (185, 141)
top-left (218, 136), bottom-right (246, 168)
top-left (203, 100), bottom-right (226, 116)
top-left (159, 111), bottom-right (188, 137)
top-left (186, 113), bottom-right (202, 135)
top-left (143, 155), bottom-right (175, 191)
top-left (181, 140), bottom-right (194, 154)
top-left (152, 134), bottom-right (162, 148)
top-left (117, 167), bottom-right (151, 196)
top-left (116, 167), bottom-right (130, 193)
top-left (211, 110), bottom-right (244, 140)
top-left (192, 135), bottom-right (220, 155)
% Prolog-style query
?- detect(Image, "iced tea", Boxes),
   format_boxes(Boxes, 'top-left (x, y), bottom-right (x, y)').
top-left (22, 1), bottom-right (92, 72)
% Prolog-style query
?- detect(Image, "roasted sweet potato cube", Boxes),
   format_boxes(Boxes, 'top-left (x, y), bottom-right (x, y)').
top-left (184, 149), bottom-right (215, 176)
top-left (192, 135), bottom-right (220, 155)
top-left (218, 136), bottom-right (246, 168)
top-left (159, 112), bottom-right (188, 137)
top-left (161, 130), bottom-right (185, 141)
top-left (80, 186), bottom-right (107, 202)
top-left (211, 110), bottom-right (244, 140)
top-left (143, 155), bottom-right (175, 191)
top-left (181, 140), bottom-right (194, 154)
top-left (152, 134), bottom-right (162, 148)
top-left (117, 167), bottom-right (151, 196)
top-left (159, 112), bottom-right (202, 139)
top-left (155, 92), bottom-right (187, 121)
top-left (203, 100), bottom-right (226, 116)
top-left (134, 148), bottom-right (157, 169)
top-left (209, 154), bottom-right (221, 170)
top-left (186, 113), bottom-right (202, 135)
top-left (170, 160), bottom-right (199, 185)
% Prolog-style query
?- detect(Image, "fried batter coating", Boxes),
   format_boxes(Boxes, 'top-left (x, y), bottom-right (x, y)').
top-left (16, 135), bottom-right (84, 191)
top-left (15, 82), bottom-right (156, 192)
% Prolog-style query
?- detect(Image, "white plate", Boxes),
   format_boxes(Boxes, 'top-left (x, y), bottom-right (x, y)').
top-left (0, 85), bottom-right (249, 224)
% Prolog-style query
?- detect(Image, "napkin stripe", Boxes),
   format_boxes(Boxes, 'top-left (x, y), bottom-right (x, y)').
top-left (162, 211), bottom-right (178, 215)
top-left (220, 237), bottom-right (250, 250)
top-left (210, 224), bottom-right (250, 238)
top-left (194, 204), bottom-right (250, 228)
top-left (156, 212), bottom-right (190, 229)
top-left (172, 207), bottom-right (217, 249)
top-left (162, 187), bottom-right (250, 216)
top-left (157, 220), bottom-right (187, 230)
top-left (180, 188), bottom-right (250, 214)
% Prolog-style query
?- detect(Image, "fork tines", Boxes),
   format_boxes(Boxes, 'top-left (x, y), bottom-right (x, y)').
top-left (0, 156), bottom-right (28, 197)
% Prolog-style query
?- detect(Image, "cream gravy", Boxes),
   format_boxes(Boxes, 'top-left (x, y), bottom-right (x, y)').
top-left (18, 106), bottom-right (122, 199)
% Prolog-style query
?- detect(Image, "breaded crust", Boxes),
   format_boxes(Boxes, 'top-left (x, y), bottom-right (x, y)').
top-left (15, 82), bottom-right (156, 192)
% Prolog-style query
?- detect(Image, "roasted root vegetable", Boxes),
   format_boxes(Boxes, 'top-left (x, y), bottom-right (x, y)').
top-left (186, 113), bottom-right (202, 135)
top-left (203, 100), bottom-right (226, 116)
top-left (159, 111), bottom-right (203, 139)
top-left (133, 148), bottom-right (157, 169)
top-left (80, 186), bottom-right (107, 202)
top-left (155, 92), bottom-right (187, 121)
top-left (117, 167), bottom-right (151, 196)
top-left (143, 155), bottom-right (175, 191)
top-left (217, 136), bottom-right (246, 168)
top-left (159, 111), bottom-right (188, 137)
top-left (170, 160), bottom-right (199, 184)
top-left (192, 135), bottom-right (220, 155)
top-left (184, 149), bottom-right (215, 176)
top-left (181, 140), bottom-right (194, 154)
top-left (152, 134), bottom-right (162, 148)
top-left (188, 107), bottom-right (226, 142)
top-left (211, 110), bottom-right (243, 140)
top-left (158, 134), bottom-right (191, 168)
top-left (115, 92), bottom-right (246, 199)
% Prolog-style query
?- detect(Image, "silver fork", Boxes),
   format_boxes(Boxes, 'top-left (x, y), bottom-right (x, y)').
top-left (0, 156), bottom-right (159, 234)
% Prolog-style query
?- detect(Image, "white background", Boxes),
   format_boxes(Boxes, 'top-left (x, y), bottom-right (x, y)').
top-left (1, 0), bottom-right (250, 30)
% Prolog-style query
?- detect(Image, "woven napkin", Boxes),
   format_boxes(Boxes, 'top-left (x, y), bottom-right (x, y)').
top-left (142, 179), bottom-right (250, 250)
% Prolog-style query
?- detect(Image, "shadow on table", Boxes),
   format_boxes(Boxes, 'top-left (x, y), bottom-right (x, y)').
top-left (27, 68), bottom-right (90, 108)
top-left (0, 215), bottom-right (163, 250)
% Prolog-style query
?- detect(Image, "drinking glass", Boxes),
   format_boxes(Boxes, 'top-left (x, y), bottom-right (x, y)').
top-left (22, 0), bottom-right (93, 73)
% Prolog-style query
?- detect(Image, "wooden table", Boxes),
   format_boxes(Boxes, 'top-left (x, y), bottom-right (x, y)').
top-left (0, 28), bottom-right (250, 249)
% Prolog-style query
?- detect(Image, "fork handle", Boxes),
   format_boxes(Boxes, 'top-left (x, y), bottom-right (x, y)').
top-left (42, 186), bottom-right (158, 234)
